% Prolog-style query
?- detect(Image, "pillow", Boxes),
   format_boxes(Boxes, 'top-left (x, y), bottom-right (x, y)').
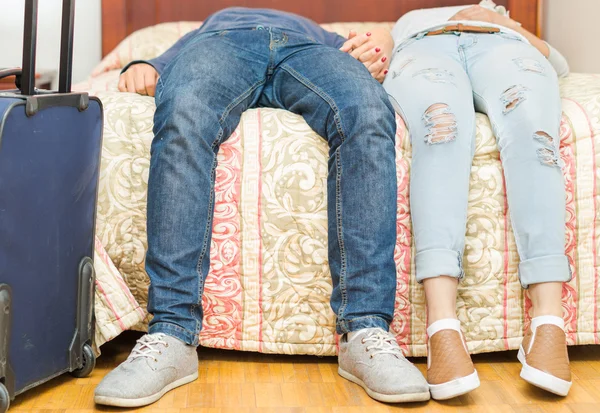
top-left (92, 22), bottom-right (202, 76)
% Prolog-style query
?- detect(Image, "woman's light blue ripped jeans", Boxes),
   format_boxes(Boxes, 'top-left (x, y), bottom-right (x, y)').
top-left (383, 32), bottom-right (571, 288)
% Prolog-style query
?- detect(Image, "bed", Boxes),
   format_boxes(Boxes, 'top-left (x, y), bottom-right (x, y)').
top-left (88, 0), bottom-right (600, 356)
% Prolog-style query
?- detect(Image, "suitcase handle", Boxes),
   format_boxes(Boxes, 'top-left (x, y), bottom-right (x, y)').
top-left (0, 68), bottom-right (22, 89)
top-left (21, 0), bottom-right (75, 95)
top-left (0, 68), bottom-right (22, 80)
top-left (25, 93), bottom-right (89, 117)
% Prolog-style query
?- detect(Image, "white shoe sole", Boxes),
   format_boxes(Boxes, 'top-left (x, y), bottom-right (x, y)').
top-left (429, 370), bottom-right (480, 400)
top-left (338, 367), bottom-right (431, 403)
top-left (94, 371), bottom-right (199, 407)
top-left (518, 346), bottom-right (571, 396)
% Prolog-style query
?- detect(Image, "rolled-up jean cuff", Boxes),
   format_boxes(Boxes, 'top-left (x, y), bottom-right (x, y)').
top-left (415, 248), bottom-right (463, 283)
top-left (149, 321), bottom-right (199, 346)
top-left (519, 254), bottom-right (572, 288)
top-left (336, 315), bottom-right (389, 335)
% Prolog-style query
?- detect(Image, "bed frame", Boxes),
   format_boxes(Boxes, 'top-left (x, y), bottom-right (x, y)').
top-left (101, 0), bottom-right (542, 57)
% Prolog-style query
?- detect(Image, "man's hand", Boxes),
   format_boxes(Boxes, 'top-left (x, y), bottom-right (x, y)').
top-left (449, 5), bottom-right (515, 28)
top-left (340, 28), bottom-right (394, 83)
top-left (118, 63), bottom-right (159, 96)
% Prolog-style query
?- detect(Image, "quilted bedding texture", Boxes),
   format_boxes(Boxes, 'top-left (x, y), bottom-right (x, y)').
top-left (80, 22), bottom-right (600, 356)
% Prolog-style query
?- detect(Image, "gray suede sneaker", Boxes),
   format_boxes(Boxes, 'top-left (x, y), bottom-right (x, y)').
top-left (338, 328), bottom-right (430, 403)
top-left (94, 333), bottom-right (199, 407)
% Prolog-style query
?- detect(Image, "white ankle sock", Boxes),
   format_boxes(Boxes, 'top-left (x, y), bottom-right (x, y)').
top-left (427, 318), bottom-right (461, 338)
top-left (531, 315), bottom-right (564, 331)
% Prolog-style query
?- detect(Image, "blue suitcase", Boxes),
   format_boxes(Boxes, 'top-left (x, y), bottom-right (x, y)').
top-left (0, 1), bottom-right (102, 411)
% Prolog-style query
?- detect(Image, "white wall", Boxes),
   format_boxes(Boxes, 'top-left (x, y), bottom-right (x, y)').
top-left (0, 0), bottom-right (102, 87)
top-left (543, 0), bottom-right (600, 73)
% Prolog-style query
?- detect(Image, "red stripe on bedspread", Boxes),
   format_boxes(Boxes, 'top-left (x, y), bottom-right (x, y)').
top-left (257, 109), bottom-right (264, 353)
top-left (391, 115), bottom-right (412, 354)
top-left (94, 237), bottom-right (145, 319)
top-left (95, 281), bottom-right (127, 331)
top-left (586, 111), bottom-right (598, 345)
top-left (200, 127), bottom-right (244, 350)
top-left (558, 117), bottom-right (579, 344)
top-left (502, 167), bottom-right (509, 350)
top-left (565, 98), bottom-right (598, 344)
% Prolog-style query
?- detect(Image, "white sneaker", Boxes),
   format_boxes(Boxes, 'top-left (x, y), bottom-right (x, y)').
top-left (94, 333), bottom-right (199, 407)
top-left (338, 328), bottom-right (430, 403)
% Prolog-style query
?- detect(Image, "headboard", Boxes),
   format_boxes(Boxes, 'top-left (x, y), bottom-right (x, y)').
top-left (101, 0), bottom-right (542, 57)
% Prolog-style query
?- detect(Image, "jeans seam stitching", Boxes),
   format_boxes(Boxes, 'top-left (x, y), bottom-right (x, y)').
top-left (156, 76), bottom-right (164, 101)
top-left (280, 65), bottom-right (346, 142)
top-left (474, 89), bottom-right (529, 282)
top-left (347, 315), bottom-right (387, 322)
top-left (278, 64), bottom-right (349, 328)
top-left (387, 94), bottom-right (414, 141)
top-left (156, 31), bottom-right (222, 86)
top-left (458, 44), bottom-right (470, 76)
top-left (191, 155), bottom-right (218, 333)
top-left (218, 37), bottom-right (270, 61)
top-left (151, 321), bottom-right (197, 338)
top-left (335, 150), bottom-right (348, 324)
top-left (520, 254), bottom-right (569, 263)
top-left (213, 78), bottom-right (266, 148)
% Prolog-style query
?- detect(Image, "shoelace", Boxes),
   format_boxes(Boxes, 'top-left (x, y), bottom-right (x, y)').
top-left (128, 334), bottom-right (168, 363)
top-left (361, 331), bottom-right (404, 359)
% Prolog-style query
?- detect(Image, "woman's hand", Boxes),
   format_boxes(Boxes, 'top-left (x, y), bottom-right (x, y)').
top-left (339, 28), bottom-right (394, 83)
top-left (450, 5), bottom-right (516, 29)
top-left (118, 63), bottom-right (159, 96)
top-left (450, 5), bottom-right (550, 58)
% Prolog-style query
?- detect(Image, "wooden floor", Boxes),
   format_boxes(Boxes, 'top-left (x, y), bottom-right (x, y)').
top-left (8, 332), bottom-right (600, 413)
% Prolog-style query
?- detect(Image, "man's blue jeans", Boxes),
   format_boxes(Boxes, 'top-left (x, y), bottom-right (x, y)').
top-left (147, 27), bottom-right (398, 345)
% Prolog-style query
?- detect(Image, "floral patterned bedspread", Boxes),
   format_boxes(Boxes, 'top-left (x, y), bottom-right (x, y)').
top-left (79, 22), bottom-right (600, 356)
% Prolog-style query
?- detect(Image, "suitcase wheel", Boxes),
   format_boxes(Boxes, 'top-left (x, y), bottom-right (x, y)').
top-left (70, 344), bottom-right (96, 378)
top-left (0, 382), bottom-right (9, 413)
